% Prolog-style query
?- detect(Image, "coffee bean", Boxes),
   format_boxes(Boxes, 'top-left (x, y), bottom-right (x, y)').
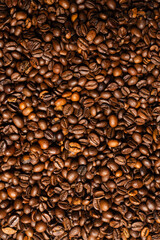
top-left (69, 226), bottom-right (81, 238)
top-left (54, 158), bottom-right (64, 170)
top-left (152, 234), bottom-right (160, 240)
top-left (77, 38), bottom-right (89, 50)
top-left (35, 221), bottom-right (47, 232)
top-left (38, 139), bottom-right (49, 149)
top-left (71, 92), bottom-right (80, 102)
top-left (77, 165), bottom-right (87, 175)
top-left (59, 0), bottom-right (69, 9)
top-left (109, 115), bottom-right (118, 128)
top-left (33, 163), bottom-right (45, 172)
top-left (63, 104), bottom-right (73, 115)
top-left (115, 155), bottom-right (126, 165)
top-left (139, 145), bottom-right (149, 155)
top-left (132, 221), bottom-right (144, 231)
top-left (132, 132), bottom-right (142, 144)
top-left (106, 0), bottom-right (116, 10)
top-left (72, 125), bottom-right (85, 135)
top-left (141, 227), bottom-right (150, 238)
top-left (108, 139), bottom-right (119, 148)
top-left (12, 115), bottom-right (24, 128)
top-left (61, 70), bottom-right (73, 80)
top-left (7, 187), bottom-right (18, 199)
top-left (79, 66), bottom-right (89, 75)
top-left (132, 180), bottom-right (143, 189)
top-left (67, 170), bottom-right (78, 183)
top-left (88, 133), bottom-right (100, 147)
top-left (0, 209), bottom-right (6, 219)
top-left (99, 199), bottom-right (109, 211)
top-left (83, 98), bottom-right (94, 107)
top-left (68, 142), bottom-right (81, 155)
top-left (86, 30), bottom-right (96, 42)
top-left (113, 67), bottom-right (122, 77)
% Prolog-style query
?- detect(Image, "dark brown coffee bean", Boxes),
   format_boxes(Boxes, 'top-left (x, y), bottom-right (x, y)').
top-left (83, 98), bottom-right (94, 107)
top-left (88, 133), bottom-right (100, 147)
top-left (7, 187), bottom-right (18, 199)
top-left (131, 221), bottom-right (144, 231)
top-left (132, 132), bottom-right (142, 144)
top-left (109, 115), bottom-right (118, 128)
top-left (61, 70), bottom-right (73, 80)
top-left (115, 155), bottom-right (126, 165)
top-left (141, 227), bottom-right (150, 238)
top-left (12, 115), bottom-right (24, 128)
top-left (106, 0), bottom-right (116, 10)
top-left (77, 165), bottom-right (87, 176)
top-left (54, 158), bottom-right (64, 170)
top-left (79, 66), bottom-right (89, 75)
top-left (0, 140), bottom-right (7, 154)
top-left (77, 38), bottom-right (89, 50)
top-left (0, 209), bottom-right (6, 219)
top-left (99, 199), bottom-right (109, 211)
top-left (85, 81), bottom-right (98, 90)
top-left (132, 180), bottom-right (143, 189)
top-left (35, 221), bottom-right (47, 233)
top-left (63, 104), bottom-right (74, 115)
top-left (72, 125), bottom-right (85, 135)
top-left (67, 170), bottom-right (78, 183)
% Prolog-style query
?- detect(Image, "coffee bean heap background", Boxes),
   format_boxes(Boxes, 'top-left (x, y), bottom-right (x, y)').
top-left (0, 0), bottom-right (160, 239)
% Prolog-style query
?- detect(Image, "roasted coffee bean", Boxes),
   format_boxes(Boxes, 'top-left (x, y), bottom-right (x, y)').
top-left (115, 155), bottom-right (126, 165)
top-left (63, 104), bottom-right (73, 115)
top-left (108, 139), bottom-right (119, 148)
top-left (61, 70), bottom-right (73, 81)
top-left (141, 227), bottom-right (150, 238)
top-left (132, 221), bottom-right (144, 231)
top-left (79, 66), bottom-right (90, 75)
top-left (77, 38), bottom-right (89, 50)
top-left (83, 98), bottom-right (94, 107)
top-left (109, 115), bottom-right (118, 128)
top-left (35, 221), bottom-right (47, 233)
top-left (72, 125), bottom-right (86, 135)
top-left (12, 115), bottom-right (24, 128)
top-left (0, 209), bottom-right (6, 219)
top-left (99, 199), bottom-right (110, 211)
top-left (88, 133), bottom-right (100, 147)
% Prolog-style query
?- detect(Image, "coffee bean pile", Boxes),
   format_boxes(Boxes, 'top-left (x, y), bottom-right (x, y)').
top-left (0, 0), bottom-right (160, 239)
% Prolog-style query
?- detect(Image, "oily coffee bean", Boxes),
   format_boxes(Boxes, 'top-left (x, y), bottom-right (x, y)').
top-left (77, 38), bottom-right (89, 50)
top-left (77, 165), bottom-right (87, 176)
top-left (72, 125), bottom-right (86, 135)
top-left (88, 133), bottom-right (100, 147)
top-left (115, 155), bottom-right (126, 165)
top-left (79, 66), bottom-right (89, 75)
top-left (83, 98), bottom-right (94, 107)
top-left (0, 140), bottom-right (7, 154)
top-left (141, 227), bottom-right (150, 238)
top-left (61, 70), bottom-right (73, 80)
top-left (63, 104), bottom-right (74, 115)
top-left (132, 221), bottom-right (144, 231)
top-left (85, 80), bottom-right (98, 90)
